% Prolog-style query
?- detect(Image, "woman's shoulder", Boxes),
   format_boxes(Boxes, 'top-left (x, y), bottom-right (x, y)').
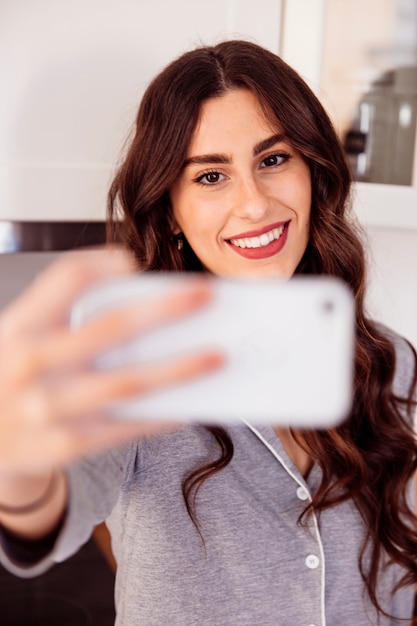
top-left (375, 322), bottom-right (417, 399)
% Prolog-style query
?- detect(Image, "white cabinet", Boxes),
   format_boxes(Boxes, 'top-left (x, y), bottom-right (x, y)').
top-left (0, 0), bottom-right (282, 221)
top-left (3, 0), bottom-right (416, 230)
top-left (280, 0), bottom-right (417, 230)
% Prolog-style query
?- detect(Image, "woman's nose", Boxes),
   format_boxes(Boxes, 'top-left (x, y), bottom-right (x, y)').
top-left (232, 176), bottom-right (270, 221)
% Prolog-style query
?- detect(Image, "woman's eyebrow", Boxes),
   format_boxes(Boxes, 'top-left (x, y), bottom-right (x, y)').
top-left (253, 133), bottom-right (287, 156)
top-left (183, 133), bottom-right (287, 169)
top-left (183, 153), bottom-right (230, 167)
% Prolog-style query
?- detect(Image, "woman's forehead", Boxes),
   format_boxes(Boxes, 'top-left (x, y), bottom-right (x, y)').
top-left (187, 89), bottom-right (283, 156)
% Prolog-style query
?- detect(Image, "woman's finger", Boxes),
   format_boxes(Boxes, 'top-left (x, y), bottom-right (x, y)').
top-left (3, 280), bottom-right (214, 386)
top-left (0, 246), bottom-right (136, 338)
top-left (18, 350), bottom-right (224, 425)
top-left (0, 417), bottom-right (179, 473)
top-left (0, 350), bottom-right (222, 471)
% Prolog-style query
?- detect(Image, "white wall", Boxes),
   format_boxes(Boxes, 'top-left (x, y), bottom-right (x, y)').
top-left (0, 0), bottom-right (282, 221)
top-left (365, 226), bottom-right (417, 350)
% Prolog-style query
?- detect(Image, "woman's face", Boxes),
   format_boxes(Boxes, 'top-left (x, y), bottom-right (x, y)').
top-left (170, 89), bottom-right (311, 278)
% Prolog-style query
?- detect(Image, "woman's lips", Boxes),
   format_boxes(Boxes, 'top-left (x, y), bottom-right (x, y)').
top-left (226, 221), bottom-right (289, 260)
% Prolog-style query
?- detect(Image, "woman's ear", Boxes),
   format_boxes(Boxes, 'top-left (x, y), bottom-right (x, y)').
top-left (167, 194), bottom-right (181, 235)
top-left (169, 218), bottom-right (183, 250)
top-left (169, 216), bottom-right (182, 236)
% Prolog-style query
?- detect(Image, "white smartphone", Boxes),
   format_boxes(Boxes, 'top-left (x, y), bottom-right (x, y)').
top-left (70, 274), bottom-right (355, 428)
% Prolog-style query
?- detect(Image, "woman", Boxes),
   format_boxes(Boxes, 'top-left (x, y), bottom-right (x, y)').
top-left (0, 40), bottom-right (416, 625)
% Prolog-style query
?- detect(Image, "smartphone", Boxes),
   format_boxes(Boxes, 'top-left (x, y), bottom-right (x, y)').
top-left (70, 273), bottom-right (355, 428)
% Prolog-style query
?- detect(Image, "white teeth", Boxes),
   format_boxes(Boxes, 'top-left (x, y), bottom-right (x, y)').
top-left (230, 225), bottom-right (284, 249)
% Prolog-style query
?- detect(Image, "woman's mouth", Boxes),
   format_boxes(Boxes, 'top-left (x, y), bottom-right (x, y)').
top-left (226, 221), bottom-right (289, 260)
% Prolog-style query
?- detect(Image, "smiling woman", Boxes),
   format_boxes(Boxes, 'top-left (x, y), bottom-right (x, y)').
top-left (0, 39), bottom-right (417, 626)
top-left (103, 40), bottom-right (417, 623)
top-left (170, 90), bottom-right (311, 277)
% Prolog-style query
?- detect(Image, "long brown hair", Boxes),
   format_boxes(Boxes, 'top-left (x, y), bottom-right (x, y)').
top-left (107, 40), bottom-right (417, 616)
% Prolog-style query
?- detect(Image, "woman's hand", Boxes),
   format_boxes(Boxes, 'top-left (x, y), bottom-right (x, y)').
top-left (0, 247), bottom-right (221, 474)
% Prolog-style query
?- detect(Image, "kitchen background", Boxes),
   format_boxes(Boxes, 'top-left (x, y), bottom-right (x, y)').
top-left (0, 0), bottom-right (416, 624)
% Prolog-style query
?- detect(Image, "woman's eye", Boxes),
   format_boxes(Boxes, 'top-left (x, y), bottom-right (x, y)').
top-left (261, 153), bottom-right (290, 168)
top-left (194, 170), bottom-right (225, 185)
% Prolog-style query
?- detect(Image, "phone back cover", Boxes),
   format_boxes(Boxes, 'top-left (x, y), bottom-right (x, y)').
top-left (71, 275), bottom-right (355, 428)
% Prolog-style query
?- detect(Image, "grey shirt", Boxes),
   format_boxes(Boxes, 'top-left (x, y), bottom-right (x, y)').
top-left (1, 328), bottom-right (416, 625)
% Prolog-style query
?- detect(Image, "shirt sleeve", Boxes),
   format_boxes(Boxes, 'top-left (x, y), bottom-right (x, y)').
top-left (0, 441), bottom-right (133, 578)
top-left (0, 517), bottom-right (64, 564)
top-left (390, 329), bottom-right (417, 413)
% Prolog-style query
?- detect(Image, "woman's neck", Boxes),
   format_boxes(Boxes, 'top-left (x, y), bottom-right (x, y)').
top-left (273, 427), bottom-right (313, 479)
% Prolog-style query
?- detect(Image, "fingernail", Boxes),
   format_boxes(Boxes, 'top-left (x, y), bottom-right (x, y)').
top-left (203, 352), bottom-right (225, 369)
top-left (186, 286), bottom-right (213, 307)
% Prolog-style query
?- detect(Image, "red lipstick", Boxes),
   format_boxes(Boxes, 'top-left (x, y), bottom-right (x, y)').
top-left (226, 221), bottom-right (289, 260)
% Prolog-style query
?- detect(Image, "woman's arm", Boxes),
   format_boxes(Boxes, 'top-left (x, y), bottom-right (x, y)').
top-left (0, 247), bottom-right (221, 541)
top-left (0, 470), bottom-right (67, 540)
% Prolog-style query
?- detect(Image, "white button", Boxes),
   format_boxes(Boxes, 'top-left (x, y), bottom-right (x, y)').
top-left (296, 486), bottom-right (309, 501)
top-left (305, 554), bottom-right (320, 569)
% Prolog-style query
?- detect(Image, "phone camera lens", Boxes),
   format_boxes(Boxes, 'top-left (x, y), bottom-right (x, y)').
top-left (323, 300), bottom-right (334, 314)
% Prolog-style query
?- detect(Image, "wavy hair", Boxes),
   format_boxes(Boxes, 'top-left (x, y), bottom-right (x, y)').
top-left (107, 40), bottom-right (417, 616)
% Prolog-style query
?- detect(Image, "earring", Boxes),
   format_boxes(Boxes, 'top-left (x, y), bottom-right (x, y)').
top-left (177, 233), bottom-right (184, 251)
